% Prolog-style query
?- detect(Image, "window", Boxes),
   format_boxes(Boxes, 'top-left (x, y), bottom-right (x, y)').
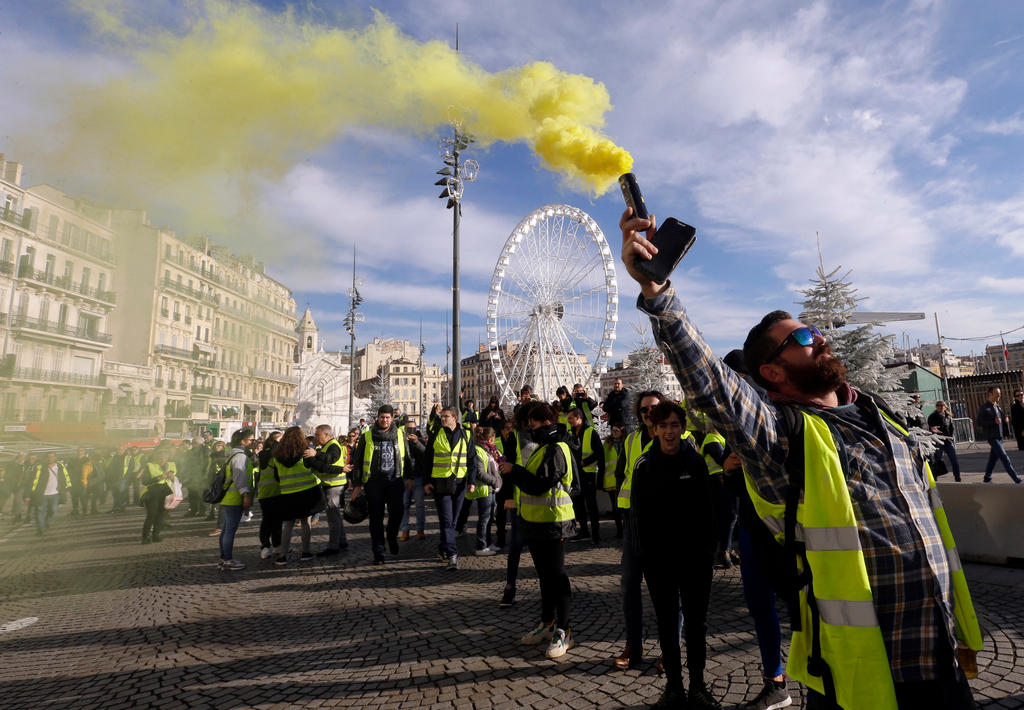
top-left (47, 215), bottom-right (59, 240)
top-left (44, 253), bottom-right (55, 278)
top-left (64, 261), bottom-right (73, 280)
top-left (39, 298), bottom-right (50, 323)
top-left (0, 238), bottom-right (10, 262)
top-left (81, 267), bottom-right (90, 290)
top-left (97, 273), bottom-right (105, 292)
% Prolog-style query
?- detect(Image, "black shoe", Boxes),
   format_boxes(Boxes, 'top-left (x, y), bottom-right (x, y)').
top-left (373, 557), bottom-right (384, 566)
top-left (299, 551), bottom-right (315, 561)
top-left (316, 548), bottom-right (340, 557)
top-left (499, 586), bottom-right (516, 608)
top-left (141, 536), bottom-right (152, 545)
top-left (338, 541), bottom-right (349, 550)
top-left (569, 531), bottom-right (589, 542)
top-left (151, 535), bottom-right (162, 543)
top-left (437, 550), bottom-right (450, 562)
top-left (387, 535), bottom-right (399, 555)
top-left (649, 687), bottom-right (686, 709)
top-left (688, 683), bottom-right (722, 710)
top-left (274, 555), bottom-right (288, 566)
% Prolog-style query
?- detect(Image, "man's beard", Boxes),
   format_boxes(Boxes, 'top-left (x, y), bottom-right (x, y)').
top-left (785, 344), bottom-right (848, 396)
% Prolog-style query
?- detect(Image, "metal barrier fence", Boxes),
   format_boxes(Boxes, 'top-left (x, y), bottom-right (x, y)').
top-left (952, 417), bottom-right (975, 444)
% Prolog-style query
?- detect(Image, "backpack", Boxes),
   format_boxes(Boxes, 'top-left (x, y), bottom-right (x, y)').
top-left (201, 452), bottom-right (241, 505)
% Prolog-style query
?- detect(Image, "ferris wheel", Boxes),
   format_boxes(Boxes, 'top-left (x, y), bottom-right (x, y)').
top-left (486, 204), bottom-right (618, 407)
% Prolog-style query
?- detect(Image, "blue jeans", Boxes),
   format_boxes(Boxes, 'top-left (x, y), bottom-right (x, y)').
top-left (433, 480), bottom-right (466, 558)
top-left (401, 478), bottom-right (426, 533)
top-left (938, 439), bottom-right (962, 481)
top-left (738, 527), bottom-right (784, 678)
top-left (36, 495), bottom-right (59, 533)
top-left (472, 493), bottom-right (495, 549)
top-left (984, 439), bottom-right (1021, 483)
top-left (219, 505), bottom-right (244, 560)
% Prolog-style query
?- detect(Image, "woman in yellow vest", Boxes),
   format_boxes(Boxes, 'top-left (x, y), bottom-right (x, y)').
top-left (140, 447), bottom-right (175, 544)
top-left (271, 427), bottom-right (322, 565)
top-left (467, 426), bottom-right (503, 555)
top-left (498, 402), bottom-right (577, 660)
top-left (256, 431), bottom-right (283, 560)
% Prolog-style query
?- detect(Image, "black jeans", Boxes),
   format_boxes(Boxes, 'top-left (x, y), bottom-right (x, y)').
top-left (367, 477), bottom-right (405, 560)
top-left (527, 537), bottom-right (572, 629)
top-left (643, 554), bottom-right (713, 691)
top-left (258, 496), bottom-right (283, 549)
top-left (141, 485), bottom-right (169, 539)
top-left (571, 471), bottom-right (600, 540)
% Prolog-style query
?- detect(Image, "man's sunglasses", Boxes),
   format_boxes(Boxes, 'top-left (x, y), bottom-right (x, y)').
top-left (766, 325), bottom-right (823, 363)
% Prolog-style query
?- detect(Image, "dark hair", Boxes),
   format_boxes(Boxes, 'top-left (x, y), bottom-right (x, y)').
top-left (566, 407), bottom-right (583, 420)
top-left (987, 385), bottom-right (1000, 394)
top-left (520, 385), bottom-right (533, 395)
top-left (555, 385), bottom-right (569, 399)
top-left (526, 401), bottom-right (556, 423)
top-left (230, 427), bottom-right (255, 447)
top-left (650, 400), bottom-right (687, 427)
top-left (275, 426), bottom-right (307, 461)
top-left (378, 404), bottom-right (394, 416)
top-left (475, 426), bottom-right (495, 441)
top-left (634, 390), bottom-right (665, 420)
top-left (743, 310), bottom-right (793, 388)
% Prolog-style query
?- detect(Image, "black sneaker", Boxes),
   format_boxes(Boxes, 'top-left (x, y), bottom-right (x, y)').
top-left (649, 687), bottom-right (686, 709)
top-left (569, 531), bottom-right (589, 542)
top-left (387, 535), bottom-right (399, 555)
top-left (299, 551), bottom-right (315, 561)
top-left (447, 554), bottom-right (459, 571)
top-left (316, 548), bottom-right (340, 557)
top-left (373, 557), bottom-right (384, 566)
top-left (688, 683), bottom-right (722, 710)
top-left (274, 555), bottom-right (288, 566)
top-left (742, 679), bottom-right (792, 710)
top-left (499, 586), bottom-right (516, 608)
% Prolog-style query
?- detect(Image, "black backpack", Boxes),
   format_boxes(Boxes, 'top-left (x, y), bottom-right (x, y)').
top-left (201, 452), bottom-right (241, 505)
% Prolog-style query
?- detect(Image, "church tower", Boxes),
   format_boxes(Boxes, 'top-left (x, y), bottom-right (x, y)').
top-left (297, 307), bottom-right (319, 363)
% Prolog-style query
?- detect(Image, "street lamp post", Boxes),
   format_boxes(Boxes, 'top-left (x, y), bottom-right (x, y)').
top-left (343, 247), bottom-right (364, 431)
top-left (436, 124), bottom-right (479, 408)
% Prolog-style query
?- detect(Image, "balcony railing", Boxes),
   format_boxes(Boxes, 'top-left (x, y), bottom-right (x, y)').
top-left (103, 403), bottom-right (159, 417)
top-left (248, 367), bottom-right (299, 384)
top-left (0, 259), bottom-right (14, 276)
top-left (153, 344), bottom-right (197, 361)
top-left (35, 225), bottom-right (116, 266)
top-left (6, 366), bottom-right (104, 387)
top-left (161, 276), bottom-right (219, 305)
top-left (193, 385), bottom-right (214, 395)
top-left (9, 314), bottom-right (112, 344)
top-left (0, 206), bottom-right (32, 230)
top-left (16, 265), bottom-right (116, 304)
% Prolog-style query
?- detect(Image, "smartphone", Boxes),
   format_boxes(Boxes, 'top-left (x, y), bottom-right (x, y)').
top-left (619, 172), bottom-right (697, 284)
top-left (637, 217), bottom-right (696, 284)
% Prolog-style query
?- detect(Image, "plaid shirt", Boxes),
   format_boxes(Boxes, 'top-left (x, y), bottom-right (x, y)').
top-left (640, 289), bottom-right (957, 682)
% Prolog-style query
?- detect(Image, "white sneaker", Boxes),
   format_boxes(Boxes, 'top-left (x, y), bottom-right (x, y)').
top-left (545, 628), bottom-right (574, 659)
top-left (260, 546), bottom-right (273, 559)
top-left (487, 544), bottom-right (503, 553)
top-left (520, 621), bottom-right (554, 645)
top-left (475, 547), bottom-right (497, 556)
top-left (241, 511), bottom-right (253, 522)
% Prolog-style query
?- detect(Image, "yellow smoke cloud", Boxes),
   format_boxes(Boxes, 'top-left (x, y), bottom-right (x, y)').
top-left (66, 0), bottom-right (632, 199)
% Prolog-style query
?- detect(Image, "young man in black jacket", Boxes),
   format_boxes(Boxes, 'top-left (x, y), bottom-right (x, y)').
top-left (631, 401), bottom-right (720, 710)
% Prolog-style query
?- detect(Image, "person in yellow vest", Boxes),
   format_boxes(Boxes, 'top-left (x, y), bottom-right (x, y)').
top-left (25, 451), bottom-right (71, 536)
top-left (129, 446), bottom-right (145, 506)
top-left (493, 419), bottom-right (522, 551)
top-left (613, 390), bottom-right (665, 670)
top-left (467, 426), bottom-right (504, 555)
top-left (565, 407), bottom-right (603, 544)
top-left (304, 424), bottom-right (353, 557)
top-left (620, 219), bottom-right (983, 709)
top-left (139, 447), bottom-right (176, 544)
top-left (216, 428), bottom-right (255, 569)
top-left (349, 405), bottom-right (417, 565)
top-left (499, 401), bottom-right (578, 659)
top-left (632, 401), bottom-right (720, 710)
top-left (423, 406), bottom-right (480, 570)
top-left (602, 424), bottom-right (625, 539)
top-left (271, 427), bottom-right (322, 566)
top-left (554, 386), bottom-right (572, 430)
top-left (461, 399), bottom-right (479, 435)
top-left (700, 427), bottom-right (738, 570)
top-left (256, 431), bottom-right (284, 560)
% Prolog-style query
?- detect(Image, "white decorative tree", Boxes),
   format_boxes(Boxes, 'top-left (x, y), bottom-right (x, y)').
top-left (362, 366), bottom-right (393, 421)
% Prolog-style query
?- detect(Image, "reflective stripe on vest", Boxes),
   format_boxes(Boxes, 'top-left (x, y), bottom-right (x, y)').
top-left (432, 430), bottom-right (468, 479)
top-left (519, 442), bottom-right (574, 523)
top-left (275, 457), bottom-right (319, 495)
top-left (32, 462), bottom-right (71, 493)
top-left (362, 430), bottom-right (407, 479)
top-left (318, 439), bottom-right (347, 486)
top-left (466, 445), bottom-right (491, 500)
top-left (256, 466), bottom-right (281, 499)
top-left (700, 431), bottom-right (726, 475)
top-left (580, 426), bottom-right (598, 473)
top-left (602, 441), bottom-right (620, 491)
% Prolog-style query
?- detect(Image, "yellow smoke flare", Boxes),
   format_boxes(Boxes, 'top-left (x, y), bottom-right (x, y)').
top-left (68, 0), bottom-right (632, 198)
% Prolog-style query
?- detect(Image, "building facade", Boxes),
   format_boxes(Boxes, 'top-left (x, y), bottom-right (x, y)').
top-left (1, 156), bottom-right (117, 439)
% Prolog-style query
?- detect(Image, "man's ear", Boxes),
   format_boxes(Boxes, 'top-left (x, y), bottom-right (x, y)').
top-left (759, 362), bottom-right (786, 387)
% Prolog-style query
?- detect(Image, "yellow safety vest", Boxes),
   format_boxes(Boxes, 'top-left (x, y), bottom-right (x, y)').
top-left (519, 442), bottom-right (575, 524)
top-left (221, 452), bottom-right (252, 506)
top-left (496, 431), bottom-right (522, 466)
top-left (700, 431), bottom-right (726, 475)
top-left (431, 429), bottom-right (468, 479)
top-left (361, 429), bottom-right (408, 479)
top-left (142, 461), bottom-right (170, 495)
top-left (569, 399), bottom-right (593, 425)
top-left (274, 457), bottom-right (319, 496)
top-left (31, 462), bottom-right (71, 493)
top-left (318, 439), bottom-right (348, 487)
top-left (618, 430), bottom-right (693, 508)
top-left (256, 461), bottom-right (281, 499)
top-left (743, 409), bottom-right (983, 710)
top-left (602, 440), bottom-right (621, 491)
top-left (578, 426), bottom-right (600, 474)
top-left (466, 445), bottom-right (492, 500)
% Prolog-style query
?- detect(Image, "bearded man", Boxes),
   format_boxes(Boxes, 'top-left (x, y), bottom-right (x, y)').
top-left (620, 208), bottom-right (981, 710)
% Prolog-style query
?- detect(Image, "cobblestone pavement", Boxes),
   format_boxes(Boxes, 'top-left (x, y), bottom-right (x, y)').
top-left (1, 497), bottom-right (1023, 709)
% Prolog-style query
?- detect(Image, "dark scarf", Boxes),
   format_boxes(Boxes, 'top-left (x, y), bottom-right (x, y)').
top-left (372, 424), bottom-right (398, 442)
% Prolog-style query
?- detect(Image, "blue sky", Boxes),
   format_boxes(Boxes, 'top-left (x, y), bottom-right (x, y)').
top-left (3, 0), bottom-right (1024, 375)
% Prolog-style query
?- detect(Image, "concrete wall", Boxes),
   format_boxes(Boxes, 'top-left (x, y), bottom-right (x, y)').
top-left (938, 481), bottom-right (1024, 564)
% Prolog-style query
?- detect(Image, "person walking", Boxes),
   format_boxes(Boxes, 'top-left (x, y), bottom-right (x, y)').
top-left (399, 419), bottom-right (427, 542)
top-left (140, 447), bottom-right (176, 544)
top-left (215, 428), bottom-right (255, 569)
top-left (183, 436), bottom-right (209, 517)
top-left (349, 405), bottom-right (416, 565)
top-left (25, 452), bottom-right (71, 536)
top-left (977, 386), bottom-right (1021, 483)
top-left (304, 424), bottom-right (352, 557)
top-left (67, 447), bottom-right (90, 517)
top-left (1, 452), bottom-right (27, 520)
top-left (632, 401), bottom-right (720, 709)
top-left (500, 402), bottom-right (577, 659)
top-left (423, 406), bottom-right (479, 570)
top-left (929, 401), bottom-right (962, 482)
